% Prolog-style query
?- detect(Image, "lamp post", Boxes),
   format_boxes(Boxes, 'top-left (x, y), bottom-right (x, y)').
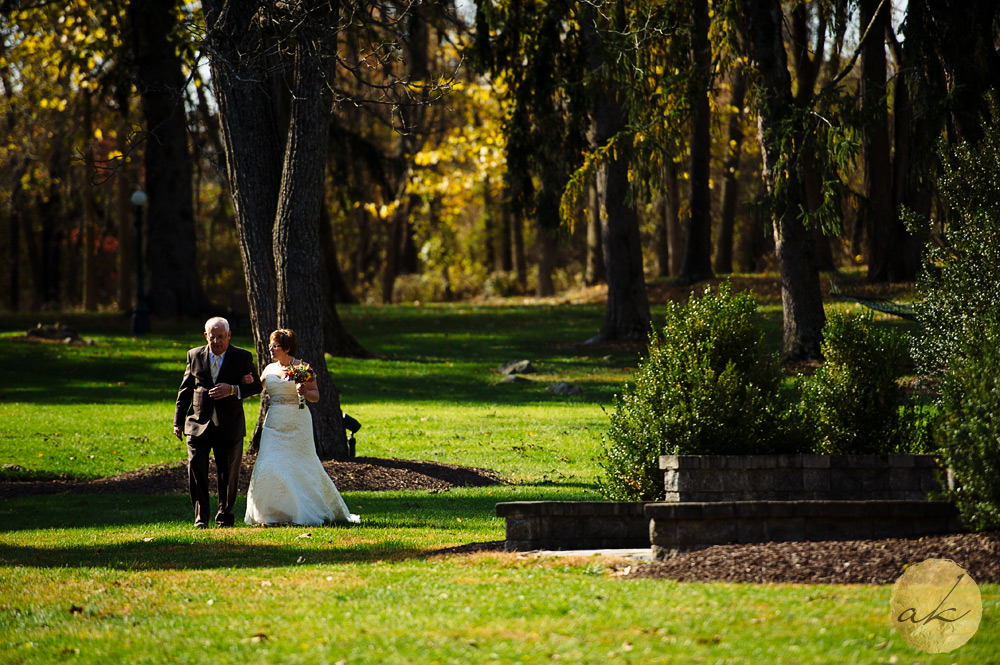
top-left (130, 190), bottom-right (150, 335)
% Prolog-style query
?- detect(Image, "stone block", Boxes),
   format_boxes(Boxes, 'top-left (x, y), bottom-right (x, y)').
top-left (736, 518), bottom-right (770, 544)
top-left (830, 468), bottom-right (863, 495)
top-left (801, 454), bottom-right (832, 469)
top-left (888, 453), bottom-right (916, 468)
top-left (674, 518), bottom-right (737, 547)
top-left (773, 468), bottom-right (804, 493)
top-left (802, 468), bottom-right (831, 493)
top-left (889, 468), bottom-right (923, 492)
top-left (862, 468), bottom-right (890, 492)
top-left (805, 517), bottom-right (873, 541)
top-left (766, 516), bottom-right (807, 542)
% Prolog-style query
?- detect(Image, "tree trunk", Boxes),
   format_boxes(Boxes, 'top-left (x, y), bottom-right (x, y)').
top-left (714, 65), bottom-right (747, 275)
top-left (130, 0), bottom-right (204, 318)
top-left (6, 173), bottom-right (20, 311)
top-left (885, 23), bottom-right (924, 281)
top-left (535, 225), bottom-right (556, 297)
top-left (677, 0), bottom-right (714, 285)
top-left (591, 92), bottom-right (650, 342)
top-left (585, 172), bottom-right (605, 285)
top-left (665, 161), bottom-right (684, 276)
top-left (271, 1), bottom-right (348, 460)
top-left (204, 0), bottom-right (281, 454)
top-left (381, 212), bottom-right (402, 303)
top-left (859, 0), bottom-right (894, 283)
top-left (740, 0), bottom-right (825, 359)
top-left (81, 92), bottom-right (99, 311)
top-left (510, 194), bottom-right (527, 288)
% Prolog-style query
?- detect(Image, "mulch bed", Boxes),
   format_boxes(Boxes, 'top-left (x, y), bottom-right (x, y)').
top-left (0, 455), bottom-right (504, 499)
top-left (626, 531), bottom-right (1000, 584)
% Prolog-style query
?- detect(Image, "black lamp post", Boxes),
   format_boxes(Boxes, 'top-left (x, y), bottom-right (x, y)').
top-left (130, 190), bottom-right (150, 335)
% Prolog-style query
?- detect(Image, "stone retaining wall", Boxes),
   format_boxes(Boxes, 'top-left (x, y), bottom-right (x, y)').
top-left (661, 454), bottom-right (943, 502)
top-left (645, 500), bottom-right (962, 559)
top-left (496, 501), bottom-right (649, 551)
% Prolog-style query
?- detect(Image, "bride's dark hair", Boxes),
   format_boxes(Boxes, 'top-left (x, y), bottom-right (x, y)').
top-left (270, 328), bottom-right (298, 355)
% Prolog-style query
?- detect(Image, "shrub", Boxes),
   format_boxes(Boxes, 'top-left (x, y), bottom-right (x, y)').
top-left (935, 318), bottom-right (1000, 530)
top-left (598, 282), bottom-right (787, 501)
top-left (798, 310), bottom-right (928, 454)
top-left (911, 102), bottom-right (1000, 376)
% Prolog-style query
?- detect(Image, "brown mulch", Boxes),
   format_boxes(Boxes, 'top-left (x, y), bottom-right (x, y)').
top-left (0, 455), bottom-right (504, 499)
top-left (626, 531), bottom-right (1000, 584)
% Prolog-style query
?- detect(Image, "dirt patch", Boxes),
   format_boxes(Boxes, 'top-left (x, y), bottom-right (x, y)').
top-left (626, 531), bottom-right (1000, 584)
top-left (0, 456), bottom-right (504, 499)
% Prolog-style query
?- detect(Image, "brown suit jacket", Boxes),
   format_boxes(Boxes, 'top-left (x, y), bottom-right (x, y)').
top-left (174, 344), bottom-right (262, 439)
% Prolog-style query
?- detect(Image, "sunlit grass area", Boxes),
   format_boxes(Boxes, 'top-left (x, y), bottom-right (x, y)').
top-left (3, 299), bottom-right (992, 665)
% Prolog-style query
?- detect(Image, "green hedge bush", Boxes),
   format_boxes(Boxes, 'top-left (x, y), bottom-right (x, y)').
top-left (935, 318), bottom-right (1000, 530)
top-left (798, 311), bottom-right (929, 454)
top-left (598, 282), bottom-right (788, 501)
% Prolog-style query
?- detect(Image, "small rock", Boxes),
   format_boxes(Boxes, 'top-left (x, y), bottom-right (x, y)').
top-left (548, 382), bottom-right (582, 396)
top-left (497, 360), bottom-right (534, 375)
top-left (501, 375), bottom-right (531, 384)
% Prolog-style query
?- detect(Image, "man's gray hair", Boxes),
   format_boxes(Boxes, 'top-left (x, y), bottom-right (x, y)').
top-left (204, 317), bottom-right (230, 333)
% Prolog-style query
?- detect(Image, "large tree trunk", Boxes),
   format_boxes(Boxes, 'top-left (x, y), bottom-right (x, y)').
top-left (677, 0), bottom-right (714, 285)
top-left (714, 64), bottom-right (747, 275)
top-left (884, 23), bottom-right (924, 281)
top-left (130, 0), bottom-right (205, 318)
top-left (859, 0), bottom-right (895, 283)
top-left (740, 0), bottom-right (825, 359)
top-left (591, 94), bottom-right (650, 342)
top-left (203, 0), bottom-right (281, 452)
top-left (271, 1), bottom-right (348, 460)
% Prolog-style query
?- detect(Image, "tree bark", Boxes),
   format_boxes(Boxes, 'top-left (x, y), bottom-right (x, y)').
top-left (129, 0), bottom-right (204, 318)
top-left (508, 191), bottom-right (527, 287)
top-left (591, 93), bottom-right (650, 342)
top-left (535, 226), bottom-right (556, 297)
top-left (859, 0), bottom-right (895, 283)
top-left (585, 172), bottom-right (605, 285)
top-left (677, 0), bottom-right (714, 285)
top-left (714, 64), bottom-right (747, 275)
top-left (81, 92), bottom-right (99, 311)
top-left (739, 0), bottom-right (825, 359)
top-left (884, 23), bottom-right (924, 281)
top-left (270, 1), bottom-right (348, 460)
top-left (665, 161), bottom-right (684, 276)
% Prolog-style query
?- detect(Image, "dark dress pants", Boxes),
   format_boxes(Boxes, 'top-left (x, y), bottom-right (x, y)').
top-left (187, 423), bottom-right (243, 527)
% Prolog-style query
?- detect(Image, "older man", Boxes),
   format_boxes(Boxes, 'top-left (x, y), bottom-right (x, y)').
top-left (174, 317), bottom-right (262, 528)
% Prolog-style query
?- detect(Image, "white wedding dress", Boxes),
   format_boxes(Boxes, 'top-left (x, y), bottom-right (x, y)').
top-left (245, 363), bottom-right (360, 526)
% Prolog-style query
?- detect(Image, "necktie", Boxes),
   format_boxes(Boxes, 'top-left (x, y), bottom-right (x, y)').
top-left (210, 355), bottom-right (221, 425)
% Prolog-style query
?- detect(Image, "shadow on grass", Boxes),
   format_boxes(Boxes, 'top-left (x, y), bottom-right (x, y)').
top-left (0, 484), bottom-right (598, 569)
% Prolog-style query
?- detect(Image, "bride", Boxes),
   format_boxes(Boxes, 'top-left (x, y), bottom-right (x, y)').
top-left (244, 328), bottom-right (360, 526)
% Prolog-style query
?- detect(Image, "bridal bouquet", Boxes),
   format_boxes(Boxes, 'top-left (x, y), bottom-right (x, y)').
top-left (284, 363), bottom-right (316, 409)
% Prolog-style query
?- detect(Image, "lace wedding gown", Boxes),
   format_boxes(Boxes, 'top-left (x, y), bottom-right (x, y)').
top-left (245, 363), bottom-right (360, 526)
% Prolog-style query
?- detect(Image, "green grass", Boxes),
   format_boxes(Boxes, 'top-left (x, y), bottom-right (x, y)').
top-left (2, 302), bottom-right (996, 664)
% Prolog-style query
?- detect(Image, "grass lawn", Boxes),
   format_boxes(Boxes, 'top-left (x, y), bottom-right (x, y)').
top-left (1, 300), bottom-right (996, 664)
